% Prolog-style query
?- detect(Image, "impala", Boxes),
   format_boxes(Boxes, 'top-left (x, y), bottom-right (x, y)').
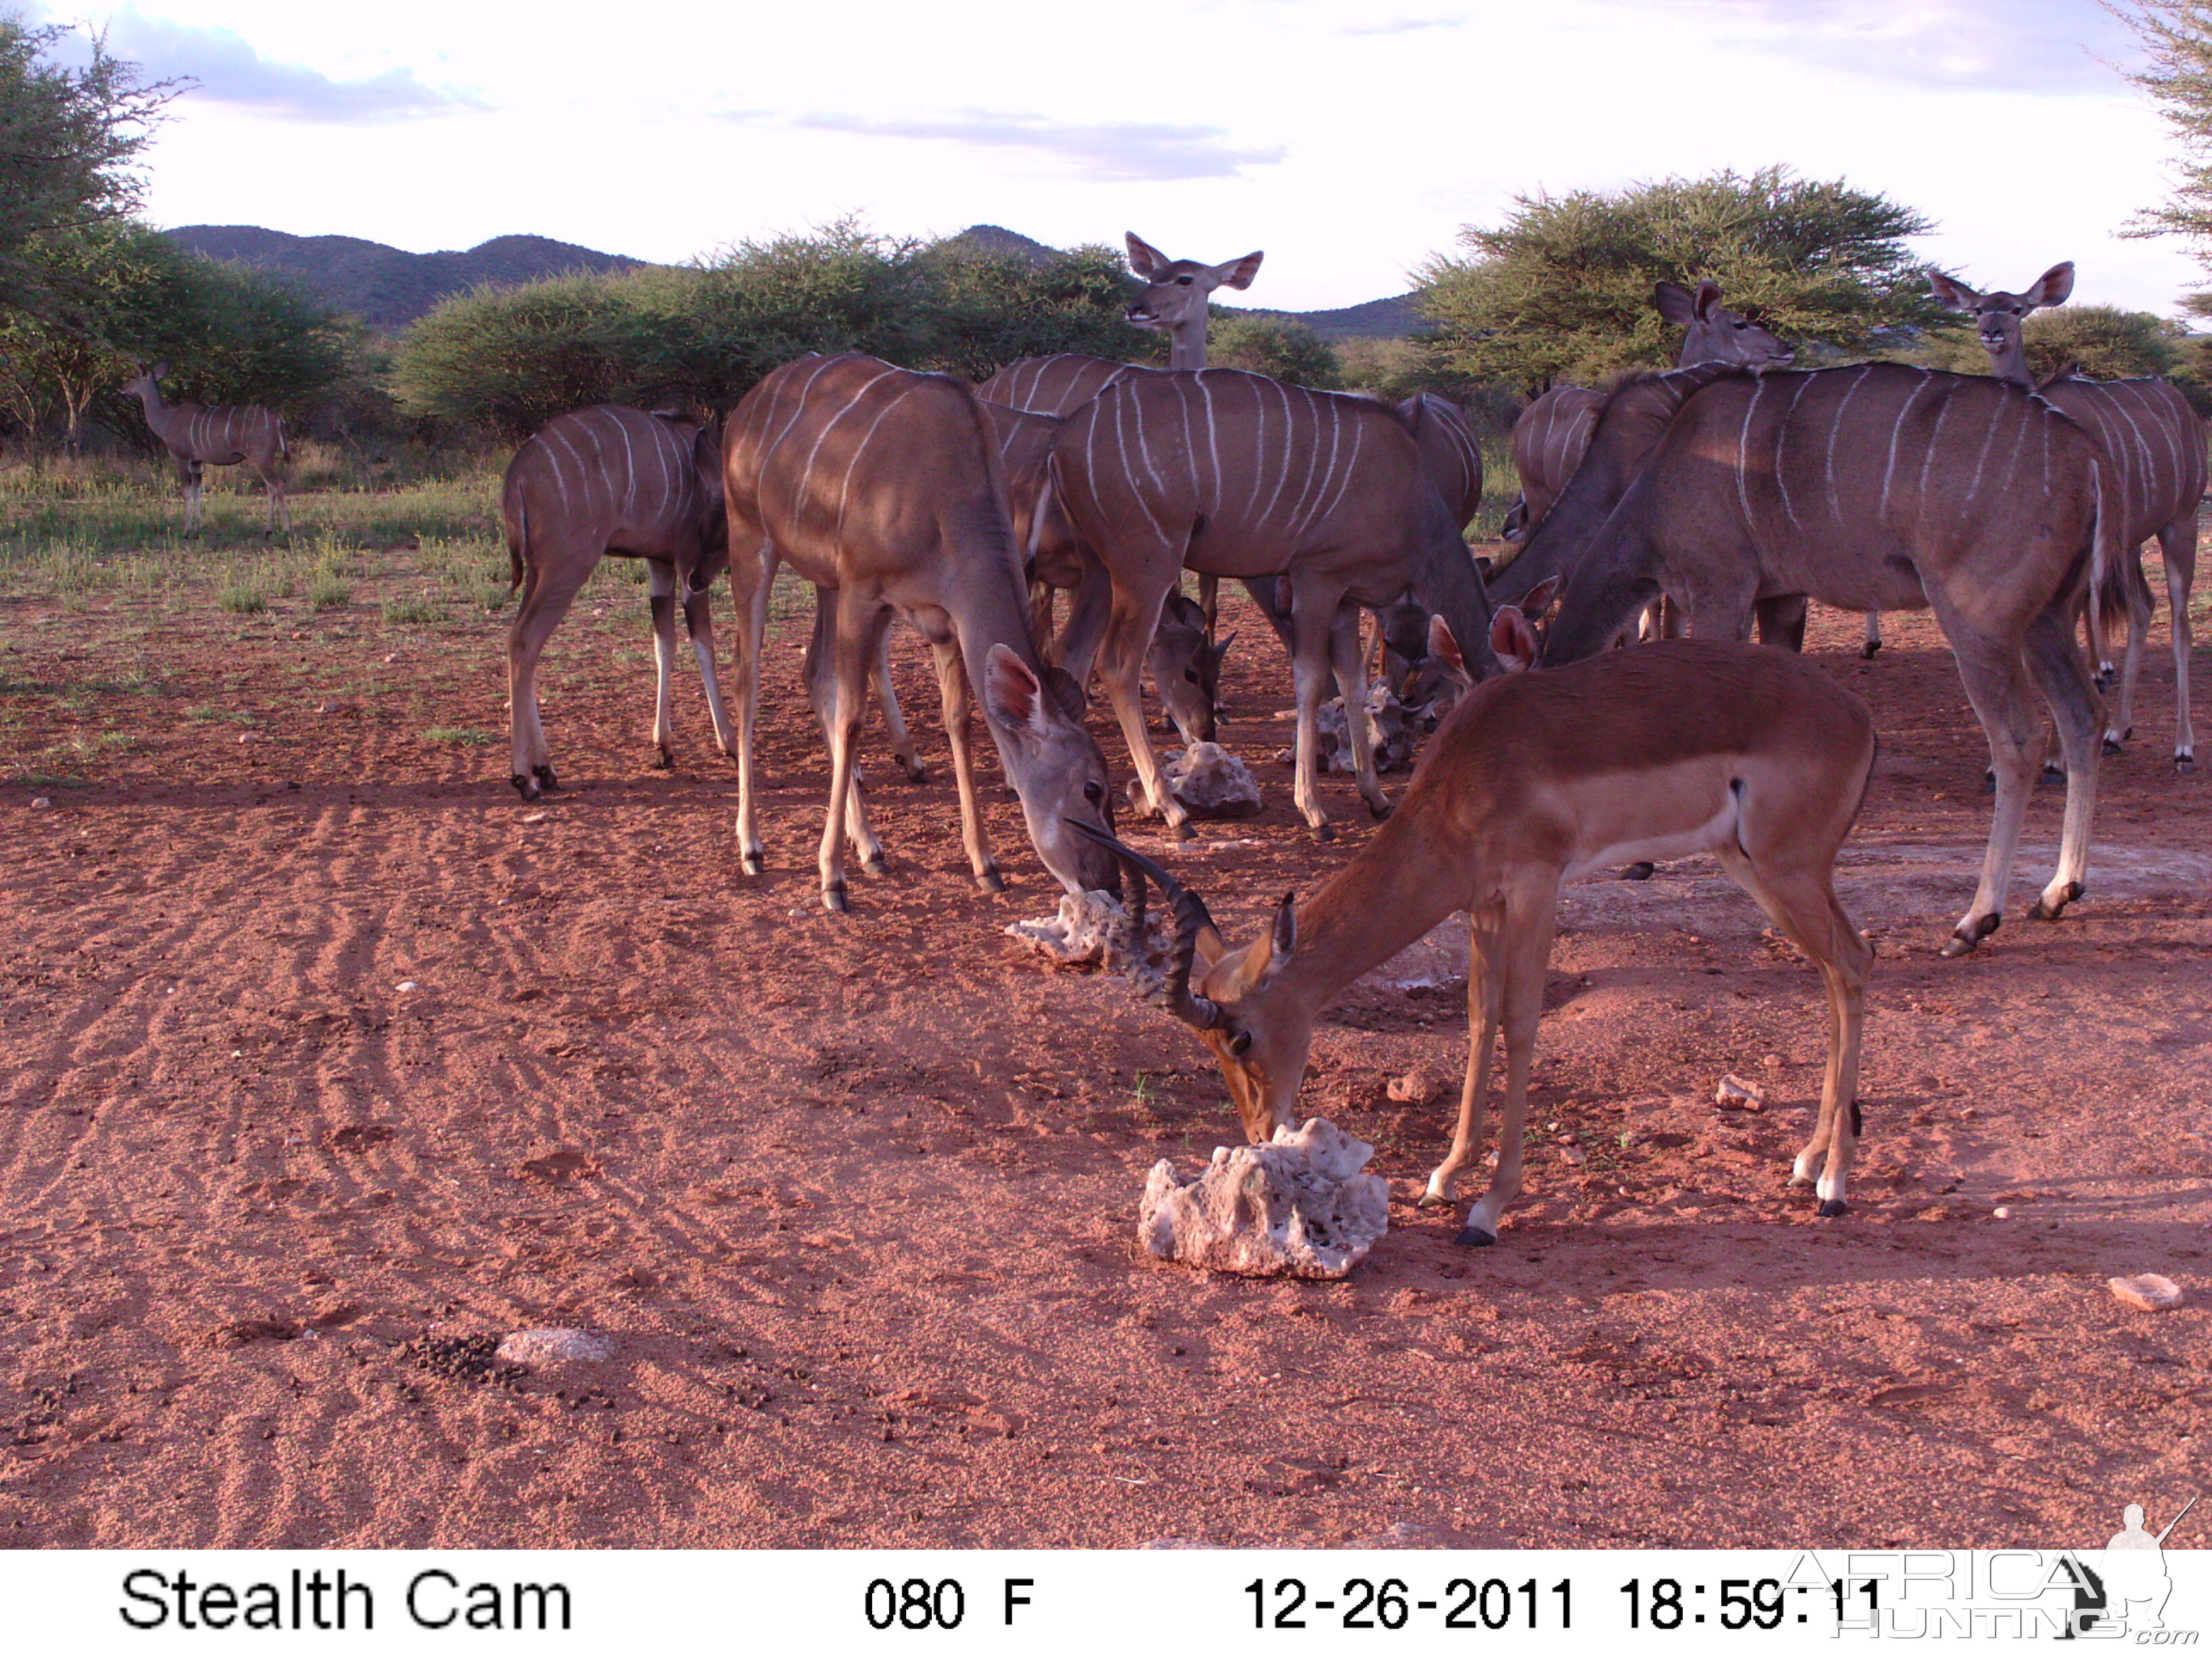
top-left (1076, 606), bottom-right (1876, 1244)
top-left (121, 361), bottom-right (291, 537)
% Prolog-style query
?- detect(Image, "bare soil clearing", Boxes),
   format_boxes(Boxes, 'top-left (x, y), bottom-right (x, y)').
top-left (1, 577), bottom-right (2207, 1549)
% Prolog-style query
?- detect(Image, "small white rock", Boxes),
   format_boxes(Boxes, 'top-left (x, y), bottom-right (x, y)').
top-left (2109, 1274), bottom-right (2185, 1313)
top-left (1714, 1074), bottom-right (1767, 1111)
top-left (495, 1328), bottom-right (613, 1367)
top-left (1560, 1145), bottom-right (1586, 1167)
top-left (1994, 1206), bottom-right (2013, 1220)
top-left (396, 980), bottom-right (418, 993)
top-left (30, 796), bottom-right (52, 809)
top-left (521, 811), bottom-right (548, 824)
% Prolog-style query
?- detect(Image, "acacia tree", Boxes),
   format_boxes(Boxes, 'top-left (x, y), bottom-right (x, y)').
top-left (1418, 167), bottom-right (1940, 394)
top-left (2114, 1), bottom-right (2212, 313)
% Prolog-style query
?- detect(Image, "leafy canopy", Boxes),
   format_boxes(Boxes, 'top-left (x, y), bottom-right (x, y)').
top-left (1418, 166), bottom-right (1939, 393)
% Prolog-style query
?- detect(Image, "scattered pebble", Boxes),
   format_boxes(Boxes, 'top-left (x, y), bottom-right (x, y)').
top-left (521, 811), bottom-right (548, 824)
top-left (1994, 1206), bottom-right (2012, 1220)
top-left (396, 980), bottom-right (418, 993)
top-left (1714, 1073), bottom-right (1767, 1111)
top-left (314, 700), bottom-right (346, 714)
top-left (1761, 1053), bottom-right (1784, 1071)
top-left (30, 796), bottom-right (51, 810)
top-left (1387, 1069), bottom-right (1441, 1106)
top-left (384, 653), bottom-right (398, 664)
top-left (1560, 1145), bottom-right (1586, 1167)
top-left (2109, 1274), bottom-right (2184, 1313)
top-left (495, 1328), bottom-right (613, 1367)
top-left (237, 731), bottom-right (258, 745)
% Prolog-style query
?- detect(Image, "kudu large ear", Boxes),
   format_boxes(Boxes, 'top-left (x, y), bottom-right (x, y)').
top-left (1518, 573), bottom-right (1562, 621)
top-left (1654, 281), bottom-right (1694, 326)
top-left (150, 359), bottom-right (171, 382)
top-left (1209, 631), bottom-right (1236, 669)
top-left (1213, 251), bottom-right (1264, 291)
top-left (1125, 232), bottom-right (1169, 278)
top-left (1928, 270), bottom-right (1980, 312)
top-left (1489, 605), bottom-right (1539, 674)
top-left (1691, 279), bottom-right (1724, 322)
top-left (1041, 663), bottom-right (1086, 722)
top-left (2026, 261), bottom-right (2075, 309)
top-left (983, 644), bottom-right (1054, 739)
top-left (1426, 615), bottom-right (1471, 685)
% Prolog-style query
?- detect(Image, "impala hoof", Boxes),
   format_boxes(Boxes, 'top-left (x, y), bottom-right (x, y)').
top-left (1620, 861), bottom-right (1655, 882)
top-left (975, 867), bottom-right (1004, 894)
top-left (1816, 1199), bottom-right (1849, 1220)
top-left (1454, 1225), bottom-right (1497, 1248)
top-left (862, 854), bottom-right (889, 878)
top-left (1940, 914), bottom-right (2001, 957)
top-left (822, 884), bottom-right (848, 914)
top-left (2028, 880), bottom-right (2083, 922)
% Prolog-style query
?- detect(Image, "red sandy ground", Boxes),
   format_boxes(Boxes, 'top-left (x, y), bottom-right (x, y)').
top-left (1, 571), bottom-right (2207, 1550)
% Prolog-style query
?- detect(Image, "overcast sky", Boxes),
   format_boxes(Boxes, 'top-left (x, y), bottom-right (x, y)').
top-left (32, 0), bottom-right (2210, 318)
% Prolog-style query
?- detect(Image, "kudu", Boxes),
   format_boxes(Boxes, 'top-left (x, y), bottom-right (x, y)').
top-left (1123, 231), bottom-right (1264, 370)
top-left (1538, 361), bottom-right (2120, 956)
top-left (1500, 281), bottom-right (1793, 547)
top-left (1924, 262), bottom-right (2202, 767)
top-left (720, 353), bottom-right (1122, 912)
top-left (121, 361), bottom-right (291, 537)
top-left (1047, 368), bottom-right (1498, 838)
top-left (502, 405), bottom-right (748, 800)
top-left (1076, 612), bottom-right (1876, 1244)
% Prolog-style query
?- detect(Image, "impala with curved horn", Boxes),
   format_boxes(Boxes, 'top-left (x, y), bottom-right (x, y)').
top-left (1075, 609), bottom-right (1876, 1245)
top-left (721, 353), bottom-right (1122, 912)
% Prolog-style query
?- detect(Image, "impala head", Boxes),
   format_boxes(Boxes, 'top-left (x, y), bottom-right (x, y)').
top-left (1071, 821), bottom-right (1307, 1142)
top-left (1654, 281), bottom-right (1793, 369)
top-left (982, 645), bottom-right (1123, 897)
top-left (1929, 262), bottom-right (2073, 380)
top-left (1124, 232), bottom-right (1263, 340)
top-left (1146, 592), bottom-right (1231, 745)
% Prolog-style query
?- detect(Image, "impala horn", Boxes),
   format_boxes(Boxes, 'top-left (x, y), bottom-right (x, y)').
top-left (1067, 820), bottom-right (1223, 1031)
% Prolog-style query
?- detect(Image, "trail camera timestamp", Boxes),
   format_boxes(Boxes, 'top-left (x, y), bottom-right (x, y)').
top-left (1246, 1575), bottom-right (1572, 1631)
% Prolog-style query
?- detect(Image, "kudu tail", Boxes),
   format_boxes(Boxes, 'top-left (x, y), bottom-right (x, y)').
top-left (2085, 456), bottom-right (2123, 657)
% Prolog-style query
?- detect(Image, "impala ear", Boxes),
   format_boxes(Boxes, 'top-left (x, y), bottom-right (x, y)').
top-left (2026, 261), bottom-right (2075, 309)
top-left (1219, 893), bottom-right (1296, 998)
top-left (1489, 605), bottom-right (1539, 674)
top-left (1427, 614), bottom-right (1469, 681)
top-left (1269, 890), bottom-right (1296, 968)
top-left (983, 644), bottom-right (1053, 738)
top-left (1125, 232), bottom-right (1168, 278)
top-left (1518, 573), bottom-right (1561, 621)
top-left (1213, 250), bottom-right (1263, 291)
top-left (1654, 281), bottom-right (1694, 327)
top-left (1928, 271), bottom-right (1979, 312)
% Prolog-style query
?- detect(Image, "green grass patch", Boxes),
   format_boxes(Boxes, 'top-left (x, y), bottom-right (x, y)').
top-left (422, 726), bottom-right (493, 745)
top-left (382, 594), bottom-right (445, 626)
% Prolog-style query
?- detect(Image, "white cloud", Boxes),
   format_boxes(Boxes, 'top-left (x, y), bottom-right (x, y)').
top-left (102, 9), bottom-right (489, 123)
top-left (722, 108), bottom-right (1285, 184)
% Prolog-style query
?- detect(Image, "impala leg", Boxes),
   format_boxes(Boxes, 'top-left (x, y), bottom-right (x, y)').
top-left (874, 628), bottom-right (927, 783)
top-left (682, 581), bottom-right (738, 760)
top-left (506, 544), bottom-right (592, 800)
top-left (1328, 602), bottom-right (1390, 819)
top-left (2160, 518), bottom-right (2198, 768)
top-left (1457, 890), bottom-right (1556, 1246)
top-left (1862, 612), bottom-right (1882, 659)
top-left (1936, 602), bottom-right (2049, 954)
top-left (930, 636), bottom-right (1002, 892)
top-left (729, 537), bottom-right (773, 876)
top-left (2022, 602), bottom-right (2102, 922)
top-left (1420, 907), bottom-right (1503, 1212)
top-left (647, 560), bottom-right (680, 766)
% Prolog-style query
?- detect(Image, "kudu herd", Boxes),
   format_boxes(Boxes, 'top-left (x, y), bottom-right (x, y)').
top-left (449, 228), bottom-right (2200, 1250)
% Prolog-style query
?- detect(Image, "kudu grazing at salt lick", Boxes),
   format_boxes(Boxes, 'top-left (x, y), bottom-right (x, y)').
top-left (719, 353), bottom-right (1122, 912)
top-left (1919, 262), bottom-right (2200, 768)
top-left (1046, 367), bottom-right (1501, 840)
top-left (1500, 281), bottom-right (1793, 548)
top-left (1076, 607), bottom-right (1877, 1244)
top-left (1534, 361), bottom-right (2122, 956)
top-left (122, 362), bottom-right (291, 537)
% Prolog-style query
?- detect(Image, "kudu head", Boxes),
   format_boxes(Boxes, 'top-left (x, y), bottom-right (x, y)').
top-left (121, 361), bottom-right (172, 401)
top-left (1124, 232), bottom-right (1263, 369)
top-left (1422, 578), bottom-right (1561, 688)
top-left (1071, 820), bottom-right (1307, 1142)
top-left (982, 647), bottom-right (1124, 898)
top-left (1145, 592), bottom-right (1232, 745)
top-left (1654, 281), bottom-right (1793, 369)
top-left (1927, 262), bottom-right (2074, 386)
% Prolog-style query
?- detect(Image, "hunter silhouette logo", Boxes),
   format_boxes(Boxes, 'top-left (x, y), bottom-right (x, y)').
top-left (2057, 1494), bottom-right (2196, 1639)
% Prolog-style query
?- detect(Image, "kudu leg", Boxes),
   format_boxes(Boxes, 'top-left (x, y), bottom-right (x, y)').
top-left (1098, 582), bottom-right (1187, 835)
top-left (1936, 607), bottom-right (2049, 955)
top-left (1327, 601), bottom-right (1390, 819)
top-left (929, 638), bottom-right (1003, 892)
top-left (729, 538), bottom-right (775, 876)
top-left (1862, 613), bottom-right (1883, 659)
top-left (2161, 520), bottom-right (2198, 768)
top-left (2102, 555), bottom-right (2155, 754)
top-left (647, 560), bottom-right (681, 766)
top-left (683, 583), bottom-right (739, 760)
top-left (873, 630), bottom-right (928, 783)
top-left (1051, 556), bottom-right (1113, 692)
top-left (2021, 604), bottom-right (2103, 922)
top-left (506, 548), bottom-right (592, 800)
top-left (803, 597), bottom-right (888, 880)
top-left (809, 594), bottom-right (890, 909)
top-left (1288, 581), bottom-right (1349, 840)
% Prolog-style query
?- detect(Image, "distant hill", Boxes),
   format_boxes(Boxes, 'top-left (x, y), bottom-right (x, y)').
top-left (938, 224), bottom-right (1059, 265)
top-left (163, 226), bottom-right (650, 329)
top-left (1231, 292), bottom-right (1429, 343)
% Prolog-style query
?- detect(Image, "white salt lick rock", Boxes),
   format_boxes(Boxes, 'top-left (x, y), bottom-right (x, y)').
top-left (2108, 1274), bottom-right (2184, 1313)
top-left (1139, 1117), bottom-right (1389, 1279)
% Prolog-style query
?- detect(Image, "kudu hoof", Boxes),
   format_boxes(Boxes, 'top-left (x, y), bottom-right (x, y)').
top-left (1367, 797), bottom-right (1393, 821)
top-left (861, 854), bottom-right (890, 878)
top-left (2177, 753), bottom-right (2196, 773)
top-left (510, 773), bottom-right (539, 802)
top-left (1311, 822), bottom-right (1335, 845)
top-left (1816, 1199), bottom-right (1850, 1220)
top-left (975, 866), bottom-right (1004, 894)
top-left (898, 758), bottom-right (929, 784)
top-left (1620, 862), bottom-right (1656, 882)
top-left (1861, 641), bottom-right (1880, 659)
top-left (2042, 761), bottom-right (2067, 783)
top-left (1982, 769), bottom-right (1997, 794)
top-left (1454, 1224), bottom-right (1498, 1248)
top-left (740, 848), bottom-right (764, 877)
top-left (532, 763), bottom-right (559, 792)
top-left (1172, 820), bottom-right (1198, 842)
top-left (822, 884), bottom-right (849, 914)
top-left (2028, 880), bottom-right (2083, 922)
top-left (652, 746), bottom-right (673, 771)
top-left (1939, 914), bottom-right (2001, 957)
top-left (2102, 737), bottom-right (2125, 758)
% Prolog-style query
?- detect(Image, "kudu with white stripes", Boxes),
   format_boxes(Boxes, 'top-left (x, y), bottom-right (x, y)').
top-left (1048, 367), bottom-right (1498, 837)
top-left (501, 405), bottom-right (744, 800)
top-left (1073, 619), bottom-right (1876, 1244)
top-left (1926, 262), bottom-right (2202, 766)
top-left (721, 353), bottom-right (1122, 912)
top-left (1502, 281), bottom-right (1792, 546)
top-left (122, 361), bottom-right (291, 537)
top-left (1540, 361), bottom-right (2121, 956)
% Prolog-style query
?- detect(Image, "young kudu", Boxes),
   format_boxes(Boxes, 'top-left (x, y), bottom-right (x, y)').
top-left (501, 405), bottom-right (765, 800)
top-left (1076, 619), bottom-right (1876, 1244)
top-left (122, 362), bottom-right (291, 537)
top-left (1538, 362), bottom-right (2120, 956)
top-left (1122, 232), bottom-right (1264, 370)
top-left (1926, 262), bottom-right (2202, 766)
top-left (1501, 281), bottom-right (1793, 547)
top-left (1048, 368), bottom-right (1498, 839)
top-left (720, 353), bottom-right (1123, 912)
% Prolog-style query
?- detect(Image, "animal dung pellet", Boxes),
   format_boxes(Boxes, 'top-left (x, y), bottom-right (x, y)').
top-left (2108, 1274), bottom-right (2184, 1313)
top-left (1714, 1073), bottom-right (1767, 1111)
top-left (1139, 1117), bottom-right (1389, 1279)
top-left (495, 1328), bottom-right (613, 1368)
top-left (1006, 890), bottom-right (1170, 988)
top-left (1157, 743), bottom-right (1262, 819)
top-left (1387, 1069), bottom-right (1442, 1105)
